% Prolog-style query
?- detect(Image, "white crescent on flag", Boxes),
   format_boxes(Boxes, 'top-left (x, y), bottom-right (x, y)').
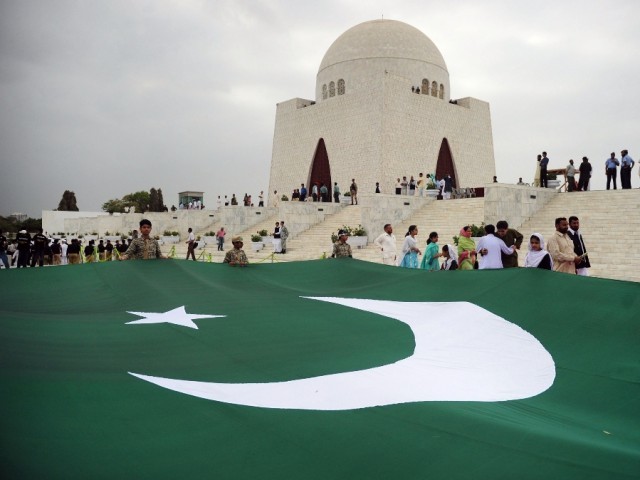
top-left (130, 297), bottom-right (556, 410)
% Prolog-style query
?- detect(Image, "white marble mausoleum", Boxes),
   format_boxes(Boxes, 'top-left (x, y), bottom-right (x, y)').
top-left (268, 19), bottom-right (496, 200)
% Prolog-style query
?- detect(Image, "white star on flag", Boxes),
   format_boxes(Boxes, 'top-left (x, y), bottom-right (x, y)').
top-left (126, 306), bottom-right (225, 329)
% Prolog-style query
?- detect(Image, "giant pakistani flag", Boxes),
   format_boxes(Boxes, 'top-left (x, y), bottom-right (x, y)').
top-left (1, 260), bottom-right (638, 479)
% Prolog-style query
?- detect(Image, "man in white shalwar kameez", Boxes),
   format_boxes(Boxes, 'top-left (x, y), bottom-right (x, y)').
top-left (373, 224), bottom-right (397, 266)
top-left (476, 224), bottom-right (515, 269)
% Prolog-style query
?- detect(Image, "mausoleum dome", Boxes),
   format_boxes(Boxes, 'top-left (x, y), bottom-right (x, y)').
top-left (316, 19), bottom-right (450, 101)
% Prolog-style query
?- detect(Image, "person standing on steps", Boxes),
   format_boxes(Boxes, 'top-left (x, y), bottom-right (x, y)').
top-left (605, 152), bottom-right (619, 190)
top-left (349, 179), bottom-right (358, 205)
top-left (540, 151), bottom-right (550, 188)
top-left (186, 227), bottom-right (196, 261)
top-left (620, 149), bottom-right (635, 189)
top-left (280, 220), bottom-right (289, 254)
top-left (568, 216), bottom-right (590, 276)
top-left (373, 224), bottom-right (397, 266)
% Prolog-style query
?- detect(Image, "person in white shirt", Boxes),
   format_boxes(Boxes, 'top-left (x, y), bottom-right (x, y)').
top-left (61, 240), bottom-right (68, 265)
top-left (373, 224), bottom-right (397, 265)
top-left (186, 227), bottom-right (196, 261)
top-left (476, 224), bottom-right (515, 269)
top-left (416, 173), bottom-right (425, 197)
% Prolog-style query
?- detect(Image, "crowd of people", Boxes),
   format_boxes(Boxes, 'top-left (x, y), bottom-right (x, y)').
top-left (0, 219), bottom-right (181, 268)
top-left (533, 149), bottom-right (635, 191)
top-left (358, 216), bottom-right (591, 275)
top-left (282, 179), bottom-right (360, 205)
top-left (0, 212), bottom-right (592, 275)
top-left (392, 172), bottom-right (455, 199)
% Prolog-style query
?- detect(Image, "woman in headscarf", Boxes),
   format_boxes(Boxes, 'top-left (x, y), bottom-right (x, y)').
top-left (397, 225), bottom-right (421, 268)
top-left (524, 233), bottom-right (553, 270)
top-left (441, 244), bottom-right (458, 270)
top-left (420, 231), bottom-right (441, 271)
top-left (457, 226), bottom-right (477, 270)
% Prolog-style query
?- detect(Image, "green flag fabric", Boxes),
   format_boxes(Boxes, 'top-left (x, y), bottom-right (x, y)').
top-left (1, 260), bottom-right (638, 479)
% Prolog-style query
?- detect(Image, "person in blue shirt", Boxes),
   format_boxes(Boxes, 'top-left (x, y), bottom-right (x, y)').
top-left (539, 151), bottom-right (550, 188)
top-left (620, 149), bottom-right (635, 189)
top-left (605, 152), bottom-right (619, 190)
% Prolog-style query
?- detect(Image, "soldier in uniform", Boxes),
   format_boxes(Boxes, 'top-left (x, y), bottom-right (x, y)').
top-left (120, 219), bottom-right (164, 260)
top-left (223, 236), bottom-right (248, 266)
top-left (280, 221), bottom-right (289, 254)
top-left (332, 230), bottom-right (353, 258)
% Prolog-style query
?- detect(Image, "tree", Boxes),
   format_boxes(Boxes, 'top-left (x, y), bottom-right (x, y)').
top-left (22, 217), bottom-right (43, 232)
top-left (149, 188), bottom-right (159, 212)
top-left (122, 191), bottom-right (150, 214)
top-left (101, 188), bottom-right (164, 214)
top-left (102, 199), bottom-right (127, 214)
top-left (157, 188), bottom-right (165, 212)
top-left (57, 190), bottom-right (79, 211)
top-left (148, 187), bottom-right (165, 212)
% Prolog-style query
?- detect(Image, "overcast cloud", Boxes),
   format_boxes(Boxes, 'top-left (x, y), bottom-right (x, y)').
top-left (1, 0), bottom-right (638, 218)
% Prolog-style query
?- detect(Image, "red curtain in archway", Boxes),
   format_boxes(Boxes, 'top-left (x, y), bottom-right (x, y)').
top-left (435, 138), bottom-right (457, 187)
top-left (308, 138), bottom-right (332, 198)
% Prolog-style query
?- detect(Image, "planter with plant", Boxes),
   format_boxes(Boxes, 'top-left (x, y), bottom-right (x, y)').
top-left (330, 225), bottom-right (368, 248)
top-left (162, 230), bottom-right (180, 243)
top-left (203, 231), bottom-right (217, 244)
top-left (250, 234), bottom-right (263, 251)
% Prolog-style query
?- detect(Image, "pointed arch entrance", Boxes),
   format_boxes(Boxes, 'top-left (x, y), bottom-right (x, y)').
top-left (308, 138), bottom-right (332, 200)
top-left (435, 138), bottom-right (457, 188)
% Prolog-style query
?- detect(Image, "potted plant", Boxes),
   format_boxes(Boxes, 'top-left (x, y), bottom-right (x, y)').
top-left (259, 229), bottom-right (273, 245)
top-left (162, 230), bottom-right (180, 244)
top-left (280, 194), bottom-right (289, 202)
top-left (203, 231), bottom-right (217, 245)
top-left (330, 225), bottom-right (368, 248)
top-left (425, 183), bottom-right (438, 197)
top-left (347, 224), bottom-right (368, 248)
top-left (251, 234), bottom-right (263, 251)
top-left (103, 230), bottom-right (121, 242)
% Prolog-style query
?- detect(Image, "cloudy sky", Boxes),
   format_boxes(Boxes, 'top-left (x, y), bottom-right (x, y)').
top-left (1, 0), bottom-right (638, 218)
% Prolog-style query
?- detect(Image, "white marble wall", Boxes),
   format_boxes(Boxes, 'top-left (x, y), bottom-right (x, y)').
top-left (269, 73), bottom-right (495, 209)
top-left (279, 202), bottom-right (343, 237)
top-left (483, 184), bottom-right (559, 229)
top-left (360, 193), bottom-right (434, 242)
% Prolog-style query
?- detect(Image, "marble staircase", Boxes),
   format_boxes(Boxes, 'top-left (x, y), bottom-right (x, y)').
top-left (162, 190), bottom-right (640, 282)
top-left (515, 190), bottom-right (640, 282)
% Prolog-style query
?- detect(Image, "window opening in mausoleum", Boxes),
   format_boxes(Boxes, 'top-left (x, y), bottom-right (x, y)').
top-left (431, 81), bottom-right (438, 97)
top-left (439, 84), bottom-right (444, 99)
top-left (421, 78), bottom-right (429, 95)
top-left (337, 79), bottom-right (345, 95)
top-left (329, 82), bottom-right (335, 97)
top-left (322, 84), bottom-right (328, 100)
